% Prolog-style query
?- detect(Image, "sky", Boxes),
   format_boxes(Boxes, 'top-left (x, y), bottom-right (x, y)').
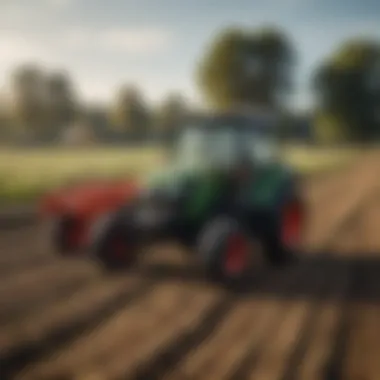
top-left (1, 0), bottom-right (380, 110)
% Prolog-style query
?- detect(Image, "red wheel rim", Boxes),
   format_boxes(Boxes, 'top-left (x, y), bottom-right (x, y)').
top-left (224, 233), bottom-right (249, 276)
top-left (281, 200), bottom-right (303, 248)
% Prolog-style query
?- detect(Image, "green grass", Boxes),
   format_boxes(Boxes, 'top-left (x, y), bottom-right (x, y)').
top-left (0, 145), bottom-right (363, 205)
top-left (0, 147), bottom-right (163, 204)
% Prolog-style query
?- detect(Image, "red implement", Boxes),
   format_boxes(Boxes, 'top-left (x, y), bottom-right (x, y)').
top-left (40, 179), bottom-right (140, 249)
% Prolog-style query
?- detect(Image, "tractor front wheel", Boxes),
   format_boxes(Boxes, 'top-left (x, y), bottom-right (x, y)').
top-left (48, 216), bottom-right (84, 255)
top-left (91, 216), bottom-right (139, 272)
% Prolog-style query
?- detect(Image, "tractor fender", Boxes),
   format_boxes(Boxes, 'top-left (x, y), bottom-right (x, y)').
top-left (248, 165), bottom-right (298, 209)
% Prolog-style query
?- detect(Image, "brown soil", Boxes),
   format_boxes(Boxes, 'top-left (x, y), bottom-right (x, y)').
top-left (1, 153), bottom-right (380, 380)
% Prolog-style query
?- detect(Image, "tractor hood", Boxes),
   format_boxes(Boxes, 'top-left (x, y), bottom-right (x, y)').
top-left (145, 161), bottom-right (292, 188)
top-left (248, 162), bottom-right (295, 206)
top-left (142, 161), bottom-right (293, 207)
top-left (143, 165), bottom-right (200, 196)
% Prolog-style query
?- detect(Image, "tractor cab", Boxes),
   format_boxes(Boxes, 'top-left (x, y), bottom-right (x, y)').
top-left (172, 112), bottom-right (280, 175)
top-left (146, 111), bottom-right (284, 196)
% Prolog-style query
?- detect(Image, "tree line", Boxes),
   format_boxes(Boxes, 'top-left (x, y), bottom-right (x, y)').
top-left (0, 25), bottom-right (379, 145)
top-left (0, 66), bottom-right (189, 144)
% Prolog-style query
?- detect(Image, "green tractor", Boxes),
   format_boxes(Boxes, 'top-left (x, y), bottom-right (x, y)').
top-left (90, 111), bottom-right (305, 288)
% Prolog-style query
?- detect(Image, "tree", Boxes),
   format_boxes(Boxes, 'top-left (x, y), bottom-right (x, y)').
top-left (10, 64), bottom-right (47, 136)
top-left (314, 39), bottom-right (380, 142)
top-left (45, 71), bottom-right (77, 132)
top-left (196, 26), bottom-right (295, 110)
top-left (10, 65), bottom-right (80, 141)
top-left (156, 93), bottom-right (188, 131)
top-left (81, 104), bottom-right (109, 140)
top-left (0, 95), bottom-right (11, 142)
top-left (109, 85), bottom-right (151, 137)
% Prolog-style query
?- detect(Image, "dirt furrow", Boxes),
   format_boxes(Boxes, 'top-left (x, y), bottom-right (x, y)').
top-left (0, 154), bottom-right (378, 380)
top-left (233, 262), bottom-right (336, 380)
top-left (302, 151), bottom-right (377, 217)
top-left (304, 182), bottom-right (380, 380)
top-left (287, 264), bottom-right (351, 380)
top-left (306, 167), bottom-right (380, 250)
top-left (0, 272), bottom-right (97, 327)
top-left (16, 282), bottom-right (222, 380)
top-left (0, 228), bottom-right (48, 267)
top-left (0, 227), bottom-right (53, 268)
top-left (76, 286), bottom-right (229, 380)
top-left (355, 193), bottom-right (380, 254)
top-left (0, 261), bottom-right (100, 311)
top-left (342, 304), bottom-right (380, 380)
top-left (0, 225), bottom-right (37, 247)
top-left (341, 250), bottom-right (380, 379)
top-left (0, 254), bottom-right (58, 277)
top-left (160, 263), bottom-right (308, 380)
top-left (0, 275), bottom-right (141, 352)
top-left (0, 276), bottom-right (152, 380)
top-left (325, 185), bottom-right (380, 256)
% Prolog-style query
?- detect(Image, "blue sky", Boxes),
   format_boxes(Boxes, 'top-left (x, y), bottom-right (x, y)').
top-left (1, 0), bottom-right (380, 110)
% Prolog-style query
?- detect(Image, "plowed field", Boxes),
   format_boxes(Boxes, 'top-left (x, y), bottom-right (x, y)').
top-left (1, 153), bottom-right (380, 380)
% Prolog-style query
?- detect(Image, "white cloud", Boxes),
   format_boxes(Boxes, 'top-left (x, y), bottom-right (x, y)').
top-left (0, 35), bottom-right (59, 67)
top-left (44, 0), bottom-right (73, 10)
top-left (0, 33), bottom-right (64, 91)
top-left (59, 28), bottom-right (93, 48)
top-left (0, 27), bottom-right (175, 103)
top-left (0, 25), bottom-right (173, 84)
top-left (2, 3), bottom-right (38, 24)
top-left (0, 0), bottom-right (72, 27)
top-left (41, 0), bottom-right (73, 13)
top-left (99, 28), bottom-right (172, 53)
top-left (76, 78), bottom-right (115, 103)
top-left (59, 27), bottom-right (174, 54)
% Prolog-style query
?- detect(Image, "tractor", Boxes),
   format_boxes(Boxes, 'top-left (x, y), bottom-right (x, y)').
top-left (41, 111), bottom-right (305, 287)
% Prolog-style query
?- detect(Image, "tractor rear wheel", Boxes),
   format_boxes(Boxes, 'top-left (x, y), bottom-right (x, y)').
top-left (272, 192), bottom-right (305, 265)
top-left (197, 216), bottom-right (268, 290)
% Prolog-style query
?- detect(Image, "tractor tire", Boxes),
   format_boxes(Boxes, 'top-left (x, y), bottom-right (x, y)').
top-left (253, 181), bottom-right (304, 267)
top-left (197, 216), bottom-right (268, 290)
top-left (91, 213), bottom-right (139, 272)
top-left (272, 188), bottom-right (305, 265)
top-left (49, 216), bottom-right (84, 255)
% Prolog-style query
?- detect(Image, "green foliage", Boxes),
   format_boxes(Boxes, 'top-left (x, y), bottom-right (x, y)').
top-left (81, 105), bottom-right (109, 138)
top-left (45, 71), bottom-right (77, 131)
top-left (11, 65), bottom-right (46, 134)
top-left (196, 28), bottom-right (246, 109)
top-left (331, 39), bottom-right (379, 69)
top-left (10, 65), bottom-right (78, 140)
top-left (314, 39), bottom-right (380, 143)
top-left (196, 25), bottom-right (295, 110)
top-left (109, 85), bottom-right (151, 134)
top-left (314, 112), bottom-right (349, 144)
top-left (156, 93), bottom-right (188, 131)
